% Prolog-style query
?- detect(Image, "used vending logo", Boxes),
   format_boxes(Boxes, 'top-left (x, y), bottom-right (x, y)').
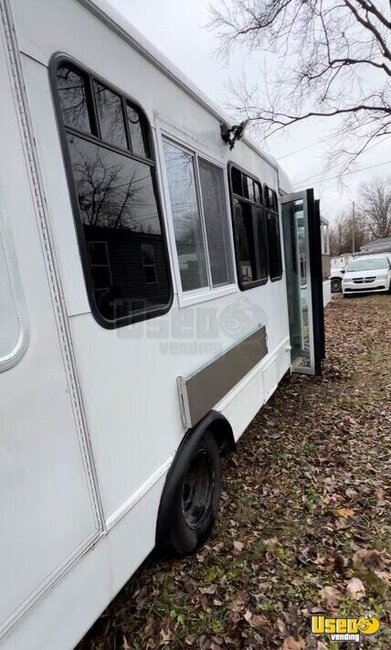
top-left (311, 614), bottom-right (380, 642)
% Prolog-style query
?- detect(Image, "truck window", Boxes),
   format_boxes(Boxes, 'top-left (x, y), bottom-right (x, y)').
top-left (163, 140), bottom-right (234, 293)
top-left (229, 165), bottom-right (268, 289)
top-left (53, 61), bottom-right (172, 327)
top-left (265, 186), bottom-right (283, 281)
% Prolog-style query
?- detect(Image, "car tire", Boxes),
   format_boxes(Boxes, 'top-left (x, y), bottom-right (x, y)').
top-left (331, 277), bottom-right (342, 293)
top-left (169, 434), bottom-right (222, 557)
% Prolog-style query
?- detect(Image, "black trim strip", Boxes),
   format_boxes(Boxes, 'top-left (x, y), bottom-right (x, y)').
top-left (309, 196), bottom-right (326, 370)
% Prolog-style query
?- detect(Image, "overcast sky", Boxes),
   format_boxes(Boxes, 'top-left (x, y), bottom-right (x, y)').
top-left (108, 0), bottom-right (391, 225)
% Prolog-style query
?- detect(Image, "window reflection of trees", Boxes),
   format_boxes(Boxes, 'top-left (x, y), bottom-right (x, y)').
top-left (68, 136), bottom-right (169, 317)
top-left (55, 61), bottom-right (171, 323)
top-left (68, 135), bottom-right (161, 235)
top-left (94, 84), bottom-right (127, 148)
top-left (57, 66), bottom-right (91, 133)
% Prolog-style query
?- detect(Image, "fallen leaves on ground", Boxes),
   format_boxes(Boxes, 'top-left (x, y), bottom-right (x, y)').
top-left (319, 586), bottom-right (343, 609)
top-left (345, 577), bottom-right (366, 600)
top-left (78, 294), bottom-right (391, 649)
top-left (280, 636), bottom-right (305, 650)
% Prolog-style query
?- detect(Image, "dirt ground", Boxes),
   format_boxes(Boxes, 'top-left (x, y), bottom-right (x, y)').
top-left (78, 293), bottom-right (391, 650)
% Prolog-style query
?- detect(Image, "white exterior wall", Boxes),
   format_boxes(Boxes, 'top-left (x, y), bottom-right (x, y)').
top-left (14, 0), bottom-right (290, 517)
top-left (0, 0), bottom-right (291, 647)
top-left (0, 8), bottom-right (100, 642)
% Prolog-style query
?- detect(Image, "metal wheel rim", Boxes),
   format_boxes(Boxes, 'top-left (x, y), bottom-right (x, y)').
top-left (182, 450), bottom-right (215, 530)
top-left (331, 278), bottom-right (341, 292)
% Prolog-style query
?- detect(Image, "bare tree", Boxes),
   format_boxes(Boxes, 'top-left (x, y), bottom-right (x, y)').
top-left (71, 144), bottom-right (143, 231)
top-left (358, 176), bottom-right (391, 237)
top-left (329, 209), bottom-right (368, 254)
top-left (209, 0), bottom-right (391, 164)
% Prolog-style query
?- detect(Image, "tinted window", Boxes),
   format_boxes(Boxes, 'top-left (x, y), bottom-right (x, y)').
top-left (87, 241), bottom-right (112, 293)
top-left (254, 181), bottom-right (262, 204)
top-left (265, 186), bottom-right (278, 211)
top-left (54, 62), bottom-right (171, 326)
top-left (233, 199), bottom-right (257, 284)
top-left (127, 105), bottom-right (147, 157)
top-left (163, 141), bottom-right (208, 292)
top-left (231, 167), bottom-right (242, 195)
top-left (230, 166), bottom-right (268, 288)
top-left (68, 134), bottom-right (170, 319)
top-left (231, 167), bottom-right (263, 206)
top-left (265, 187), bottom-right (283, 280)
top-left (68, 135), bottom-right (161, 232)
top-left (94, 83), bottom-right (127, 148)
top-left (56, 66), bottom-right (92, 133)
top-left (266, 212), bottom-right (282, 280)
top-left (255, 206), bottom-right (269, 280)
top-left (199, 158), bottom-right (234, 287)
top-left (141, 243), bottom-right (157, 284)
top-left (245, 176), bottom-right (255, 202)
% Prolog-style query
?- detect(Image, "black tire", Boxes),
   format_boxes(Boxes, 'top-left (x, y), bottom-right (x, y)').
top-left (331, 277), bottom-right (342, 293)
top-left (169, 435), bottom-right (221, 557)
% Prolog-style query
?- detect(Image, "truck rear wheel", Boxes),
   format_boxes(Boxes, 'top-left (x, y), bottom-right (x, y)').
top-left (163, 434), bottom-right (222, 557)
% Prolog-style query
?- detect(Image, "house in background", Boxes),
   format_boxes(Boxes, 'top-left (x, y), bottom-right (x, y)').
top-left (360, 236), bottom-right (391, 254)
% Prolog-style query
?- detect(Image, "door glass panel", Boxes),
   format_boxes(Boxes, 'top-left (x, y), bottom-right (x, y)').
top-left (282, 197), bottom-right (312, 370)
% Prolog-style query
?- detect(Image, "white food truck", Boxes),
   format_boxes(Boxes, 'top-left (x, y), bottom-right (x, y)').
top-left (0, 0), bottom-right (325, 647)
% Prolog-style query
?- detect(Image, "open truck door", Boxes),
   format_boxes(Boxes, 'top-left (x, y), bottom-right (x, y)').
top-left (282, 189), bottom-right (325, 375)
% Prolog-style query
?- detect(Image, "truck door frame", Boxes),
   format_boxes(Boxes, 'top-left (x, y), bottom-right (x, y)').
top-left (282, 188), bottom-right (325, 375)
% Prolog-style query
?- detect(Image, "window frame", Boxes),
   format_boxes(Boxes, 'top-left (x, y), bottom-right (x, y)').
top-left (264, 185), bottom-right (283, 282)
top-left (158, 130), bottom-right (237, 308)
top-left (228, 162), bottom-right (269, 291)
top-left (49, 54), bottom-right (173, 329)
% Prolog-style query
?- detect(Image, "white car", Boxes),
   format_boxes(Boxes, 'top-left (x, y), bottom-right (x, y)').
top-left (342, 254), bottom-right (391, 296)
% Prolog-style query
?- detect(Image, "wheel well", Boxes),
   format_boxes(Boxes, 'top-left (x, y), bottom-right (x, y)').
top-left (207, 414), bottom-right (236, 457)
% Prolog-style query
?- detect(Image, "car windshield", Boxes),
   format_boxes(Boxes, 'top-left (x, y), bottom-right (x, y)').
top-left (347, 257), bottom-right (388, 272)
